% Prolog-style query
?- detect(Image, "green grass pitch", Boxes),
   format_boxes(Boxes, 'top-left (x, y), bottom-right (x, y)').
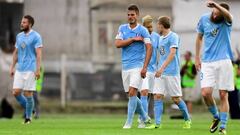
top-left (0, 113), bottom-right (239, 135)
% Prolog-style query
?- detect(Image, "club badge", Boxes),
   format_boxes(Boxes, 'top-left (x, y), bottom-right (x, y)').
top-left (21, 42), bottom-right (26, 49)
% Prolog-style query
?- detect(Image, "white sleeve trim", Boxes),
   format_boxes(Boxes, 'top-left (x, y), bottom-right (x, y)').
top-left (144, 38), bottom-right (151, 44)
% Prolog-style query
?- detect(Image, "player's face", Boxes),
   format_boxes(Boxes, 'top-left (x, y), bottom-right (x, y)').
top-left (211, 8), bottom-right (224, 23)
top-left (144, 22), bottom-right (153, 34)
top-left (127, 10), bottom-right (138, 25)
top-left (20, 18), bottom-right (31, 32)
top-left (184, 53), bottom-right (191, 61)
top-left (157, 23), bottom-right (163, 35)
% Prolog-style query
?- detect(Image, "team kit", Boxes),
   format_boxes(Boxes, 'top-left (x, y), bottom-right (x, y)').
top-left (11, 1), bottom-right (233, 135)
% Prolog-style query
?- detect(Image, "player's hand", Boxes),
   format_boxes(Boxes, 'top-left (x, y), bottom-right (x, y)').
top-left (155, 68), bottom-right (164, 78)
top-left (206, 0), bottom-right (217, 8)
top-left (141, 68), bottom-right (147, 78)
top-left (35, 70), bottom-right (40, 80)
top-left (195, 56), bottom-right (201, 71)
top-left (9, 66), bottom-right (15, 78)
top-left (133, 36), bottom-right (143, 42)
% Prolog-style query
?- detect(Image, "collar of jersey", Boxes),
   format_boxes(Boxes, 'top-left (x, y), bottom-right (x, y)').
top-left (162, 31), bottom-right (172, 39)
top-left (23, 29), bottom-right (33, 36)
top-left (128, 23), bottom-right (140, 31)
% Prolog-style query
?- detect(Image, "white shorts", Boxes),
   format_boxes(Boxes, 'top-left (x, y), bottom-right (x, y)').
top-left (140, 72), bottom-right (155, 93)
top-left (153, 75), bottom-right (182, 97)
top-left (13, 71), bottom-right (36, 91)
top-left (201, 59), bottom-right (234, 91)
top-left (122, 68), bottom-right (142, 92)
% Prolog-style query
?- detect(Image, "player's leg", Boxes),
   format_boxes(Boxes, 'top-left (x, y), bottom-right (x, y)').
top-left (168, 76), bottom-right (191, 129)
top-left (22, 72), bottom-right (36, 124)
top-left (217, 59), bottom-right (234, 134)
top-left (23, 91), bottom-right (34, 124)
top-left (12, 71), bottom-right (26, 114)
top-left (122, 69), bottom-right (139, 129)
top-left (146, 77), bottom-right (164, 129)
top-left (201, 62), bottom-right (220, 132)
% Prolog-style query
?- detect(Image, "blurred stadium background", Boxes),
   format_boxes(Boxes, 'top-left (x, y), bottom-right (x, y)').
top-left (0, 0), bottom-right (240, 114)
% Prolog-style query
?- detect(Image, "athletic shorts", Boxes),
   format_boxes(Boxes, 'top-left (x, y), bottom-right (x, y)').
top-left (201, 59), bottom-right (234, 91)
top-left (122, 68), bottom-right (142, 92)
top-left (13, 71), bottom-right (36, 91)
top-left (153, 75), bottom-right (182, 97)
top-left (140, 72), bottom-right (155, 93)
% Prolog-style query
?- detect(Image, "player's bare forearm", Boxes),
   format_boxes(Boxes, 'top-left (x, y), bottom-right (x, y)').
top-left (143, 43), bottom-right (152, 69)
top-left (11, 48), bottom-right (18, 69)
top-left (207, 1), bottom-right (233, 23)
top-left (195, 34), bottom-right (203, 58)
top-left (115, 39), bottom-right (133, 48)
top-left (160, 48), bottom-right (176, 70)
top-left (36, 47), bottom-right (42, 72)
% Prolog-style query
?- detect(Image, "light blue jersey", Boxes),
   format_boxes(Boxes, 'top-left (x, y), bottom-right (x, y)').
top-left (15, 30), bottom-right (43, 72)
top-left (197, 13), bottom-right (233, 62)
top-left (158, 31), bottom-right (180, 76)
top-left (116, 24), bottom-right (151, 70)
top-left (145, 31), bottom-right (160, 73)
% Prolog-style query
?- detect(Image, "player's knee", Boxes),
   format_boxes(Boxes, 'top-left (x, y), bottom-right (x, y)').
top-left (219, 91), bottom-right (228, 100)
top-left (128, 88), bottom-right (137, 97)
top-left (172, 97), bottom-right (181, 104)
top-left (201, 89), bottom-right (211, 98)
top-left (12, 89), bottom-right (21, 96)
top-left (154, 94), bottom-right (163, 100)
top-left (141, 90), bottom-right (148, 96)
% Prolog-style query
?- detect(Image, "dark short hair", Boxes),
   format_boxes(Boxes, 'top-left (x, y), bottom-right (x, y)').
top-left (23, 15), bottom-right (34, 27)
top-left (127, 4), bottom-right (139, 15)
top-left (220, 2), bottom-right (230, 11)
top-left (158, 16), bottom-right (171, 29)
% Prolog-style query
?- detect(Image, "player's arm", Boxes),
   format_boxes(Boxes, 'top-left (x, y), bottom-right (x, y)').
top-left (35, 47), bottom-right (42, 80)
top-left (195, 33), bottom-right (203, 71)
top-left (10, 48), bottom-right (18, 77)
top-left (141, 43), bottom-right (152, 78)
top-left (207, 1), bottom-right (233, 23)
top-left (115, 37), bottom-right (143, 48)
top-left (156, 48), bottom-right (176, 77)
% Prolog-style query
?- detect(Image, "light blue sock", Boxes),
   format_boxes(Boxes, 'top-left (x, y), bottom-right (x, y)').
top-left (26, 96), bottom-right (34, 119)
top-left (15, 94), bottom-right (26, 109)
top-left (141, 96), bottom-right (148, 115)
top-left (154, 100), bottom-right (163, 125)
top-left (136, 97), bottom-right (147, 121)
top-left (126, 96), bottom-right (137, 125)
top-left (219, 112), bottom-right (228, 129)
top-left (208, 105), bottom-right (219, 119)
top-left (178, 100), bottom-right (190, 121)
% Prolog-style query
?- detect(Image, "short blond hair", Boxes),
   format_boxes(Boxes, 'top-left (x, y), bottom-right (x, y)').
top-left (142, 15), bottom-right (153, 25)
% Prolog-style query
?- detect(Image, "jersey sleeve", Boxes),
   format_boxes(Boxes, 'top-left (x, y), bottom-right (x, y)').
top-left (196, 17), bottom-right (204, 34)
top-left (34, 34), bottom-right (43, 48)
top-left (170, 34), bottom-right (179, 49)
top-left (141, 27), bottom-right (151, 44)
top-left (115, 25), bottom-right (123, 40)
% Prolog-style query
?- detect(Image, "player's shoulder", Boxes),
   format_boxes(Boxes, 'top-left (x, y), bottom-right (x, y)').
top-left (151, 31), bottom-right (160, 38)
top-left (200, 13), bottom-right (211, 20)
top-left (169, 31), bottom-right (179, 39)
top-left (16, 32), bottom-right (24, 38)
top-left (118, 24), bottom-right (128, 30)
top-left (31, 30), bottom-right (42, 38)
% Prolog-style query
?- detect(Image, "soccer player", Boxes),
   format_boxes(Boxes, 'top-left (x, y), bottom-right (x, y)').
top-left (195, 1), bottom-right (234, 134)
top-left (115, 4), bottom-right (152, 129)
top-left (146, 16), bottom-right (191, 129)
top-left (10, 15), bottom-right (43, 124)
top-left (138, 15), bottom-right (160, 128)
